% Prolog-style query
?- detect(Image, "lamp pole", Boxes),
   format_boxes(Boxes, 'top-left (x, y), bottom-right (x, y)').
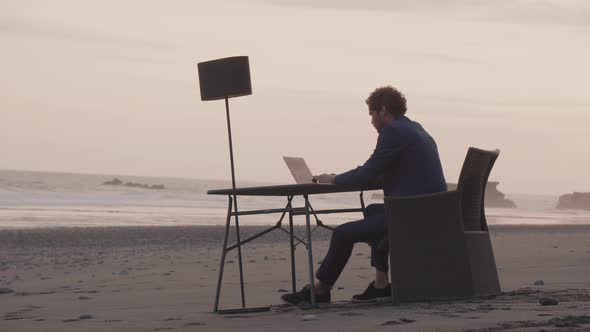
top-left (199, 56), bottom-right (260, 313)
top-left (224, 97), bottom-right (246, 308)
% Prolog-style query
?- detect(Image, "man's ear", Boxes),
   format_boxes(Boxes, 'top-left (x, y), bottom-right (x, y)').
top-left (380, 106), bottom-right (394, 122)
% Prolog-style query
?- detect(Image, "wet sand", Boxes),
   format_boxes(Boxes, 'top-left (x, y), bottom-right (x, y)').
top-left (1, 225), bottom-right (590, 331)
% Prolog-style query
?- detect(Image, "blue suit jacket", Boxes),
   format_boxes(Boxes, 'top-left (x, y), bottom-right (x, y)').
top-left (335, 116), bottom-right (447, 197)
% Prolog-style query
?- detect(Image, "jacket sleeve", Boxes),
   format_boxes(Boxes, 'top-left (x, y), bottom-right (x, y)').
top-left (334, 127), bottom-right (408, 186)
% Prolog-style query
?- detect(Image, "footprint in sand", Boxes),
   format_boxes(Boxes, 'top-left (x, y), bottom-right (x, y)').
top-left (381, 320), bottom-right (403, 325)
top-left (381, 318), bottom-right (416, 325)
top-left (4, 313), bottom-right (26, 321)
top-left (0, 287), bottom-right (14, 294)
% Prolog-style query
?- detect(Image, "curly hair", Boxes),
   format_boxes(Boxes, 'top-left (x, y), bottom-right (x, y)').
top-left (365, 86), bottom-right (407, 118)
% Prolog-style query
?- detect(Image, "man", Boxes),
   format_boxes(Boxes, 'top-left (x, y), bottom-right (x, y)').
top-left (281, 86), bottom-right (447, 305)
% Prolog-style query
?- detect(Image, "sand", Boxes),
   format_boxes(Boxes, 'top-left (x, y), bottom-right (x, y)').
top-left (1, 225), bottom-right (590, 331)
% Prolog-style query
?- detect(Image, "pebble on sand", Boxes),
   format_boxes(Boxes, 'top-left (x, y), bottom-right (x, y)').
top-left (0, 287), bottom-right (14, 294)
top-left (539, 297), bottom-right (559, 306)
top-left (303, 314), bottom-right (318, 321)
top-left (534, 280), bottom-right (545, 285)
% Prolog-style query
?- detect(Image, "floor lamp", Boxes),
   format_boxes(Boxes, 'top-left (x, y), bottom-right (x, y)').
top-left (198, 56), bottom-right (267, 313)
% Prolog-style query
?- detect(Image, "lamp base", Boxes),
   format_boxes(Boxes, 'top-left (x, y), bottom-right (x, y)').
top-left (216, 306), bottom-right (271, 315)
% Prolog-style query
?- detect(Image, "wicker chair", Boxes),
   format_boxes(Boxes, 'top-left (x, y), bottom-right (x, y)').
top-left (385, 147), bottom-right (502, 303)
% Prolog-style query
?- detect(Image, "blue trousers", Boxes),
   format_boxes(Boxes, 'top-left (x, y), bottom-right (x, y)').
top-left (315, 204), bottom-right (388, 286)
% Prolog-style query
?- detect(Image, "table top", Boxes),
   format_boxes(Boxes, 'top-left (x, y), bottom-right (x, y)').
top-left (207, 183), bottom-right (382, 196)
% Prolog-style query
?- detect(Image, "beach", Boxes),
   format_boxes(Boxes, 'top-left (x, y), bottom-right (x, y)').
top-left (3, 0), bottom-right (590, 329)
top-left (1, 225), bottom-right (590, 331)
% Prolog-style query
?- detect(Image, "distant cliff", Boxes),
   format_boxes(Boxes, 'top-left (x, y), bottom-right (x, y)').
top-left (556, 192), bottom-right (590, 210)
top-left (447, 181), bottom-right (516, 208)
top-left (371, 181), bottom-right (516, 208)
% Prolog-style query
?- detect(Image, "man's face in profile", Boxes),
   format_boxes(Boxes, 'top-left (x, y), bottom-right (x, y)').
top-left (369, 108), bottom-right (386, 132)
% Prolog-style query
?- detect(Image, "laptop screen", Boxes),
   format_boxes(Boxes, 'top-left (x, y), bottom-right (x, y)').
top-left (283, 157), bottom-right (313, 184)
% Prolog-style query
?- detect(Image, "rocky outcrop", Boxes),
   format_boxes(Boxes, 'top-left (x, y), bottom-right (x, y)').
top-left (447, 181), bottom-right (516, 208)
top-left (371, 181), bottom-right (516, 208)
top-left (103, 178), bottom-right (123, 186)
top-left (103, 178), bottom-right (165, 190)
top-left (556, 192), bottom-right (590, 210)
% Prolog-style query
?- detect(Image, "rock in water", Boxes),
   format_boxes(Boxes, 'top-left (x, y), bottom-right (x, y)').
top-left (534, 280), bottom-right (545, 285)
top-left (556, 192), bottom-right (590, 210)
top-left (303, 314), bottom-right (318, 321)
top-left (0, 288), bottom-right (14, 294)
top-left (539, 297), bottom-right (559, 306)
top-left (103, 178), bottom-right (165, 190)
top-left (103, 178), bottom-right (123, 186)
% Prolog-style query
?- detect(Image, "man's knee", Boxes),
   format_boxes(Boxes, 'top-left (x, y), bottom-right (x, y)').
top-left (332, 224), bottom-right (354, 242)
top-left (363, 203), bottom-right (385, 218)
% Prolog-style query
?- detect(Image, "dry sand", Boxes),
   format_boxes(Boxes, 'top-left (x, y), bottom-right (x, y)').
top-left (1, 225), bottom-right (590, 331)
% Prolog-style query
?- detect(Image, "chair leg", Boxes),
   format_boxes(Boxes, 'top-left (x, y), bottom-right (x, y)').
top-left (464, 231), bottom-right (501, 297)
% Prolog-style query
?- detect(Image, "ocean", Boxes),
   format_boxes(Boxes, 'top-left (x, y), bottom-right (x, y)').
top-left (0, 170), bottom-right (588, 229)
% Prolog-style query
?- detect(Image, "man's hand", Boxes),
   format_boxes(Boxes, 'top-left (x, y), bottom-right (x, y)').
top-left (312, 173), bottom-right (337, 184)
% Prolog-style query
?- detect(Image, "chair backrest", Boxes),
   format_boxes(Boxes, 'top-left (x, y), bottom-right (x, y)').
top-left (457, 147), bottom-right (500, 231)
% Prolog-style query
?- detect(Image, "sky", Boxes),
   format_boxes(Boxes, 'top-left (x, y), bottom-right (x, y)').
top-left (1, 0), bottom-right (589, 195)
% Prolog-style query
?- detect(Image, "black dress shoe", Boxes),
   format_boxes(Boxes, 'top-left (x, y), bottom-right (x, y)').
top-left (280, 284), bottom-right (331, 306)
top-left (351, 281), bottom-right (391, 302)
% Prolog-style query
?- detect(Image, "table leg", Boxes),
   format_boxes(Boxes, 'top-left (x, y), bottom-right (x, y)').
top-left (359, 191), bottom-right (366, 211)
top-left (304, 194), bottom-right (316, 306)
top-left (213, 196), bottom-right (233, 312)
top-left (288, 196), bottom-right (296, 293)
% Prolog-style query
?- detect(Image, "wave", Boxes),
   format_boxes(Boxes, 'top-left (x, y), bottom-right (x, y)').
top-left (2, 170), bottom-right (590, 228)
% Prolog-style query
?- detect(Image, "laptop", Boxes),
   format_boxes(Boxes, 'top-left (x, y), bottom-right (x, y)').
top-left (283, 156), bottom-right (315, 184)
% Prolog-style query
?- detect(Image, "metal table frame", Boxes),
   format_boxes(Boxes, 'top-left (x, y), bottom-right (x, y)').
top-left (207, 183), bottom-right (380, 313)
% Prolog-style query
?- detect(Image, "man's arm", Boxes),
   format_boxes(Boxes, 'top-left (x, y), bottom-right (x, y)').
top-left (334, 127), bottom-right (408, 186)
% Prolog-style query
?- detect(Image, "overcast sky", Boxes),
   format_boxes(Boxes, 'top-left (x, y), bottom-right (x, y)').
top-left (1, 0), bottom-right (589, 195)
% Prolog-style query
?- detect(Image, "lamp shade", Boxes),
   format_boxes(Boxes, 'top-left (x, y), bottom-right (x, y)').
top-left (198, 56), bottom-right (252, 101)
